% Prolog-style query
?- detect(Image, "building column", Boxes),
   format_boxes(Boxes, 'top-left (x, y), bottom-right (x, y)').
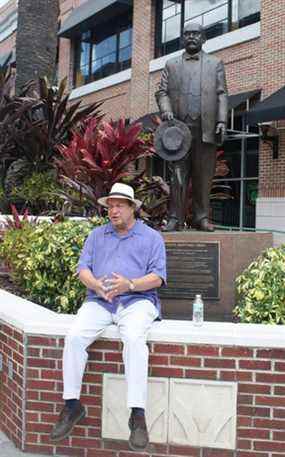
top-left (129, 0), bottom-right (156, 120)
top-left (256, 0), bottom-right (285, 244)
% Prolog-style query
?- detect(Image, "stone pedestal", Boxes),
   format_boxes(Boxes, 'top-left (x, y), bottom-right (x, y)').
top-left (161, 231), bottom-right (273, 321)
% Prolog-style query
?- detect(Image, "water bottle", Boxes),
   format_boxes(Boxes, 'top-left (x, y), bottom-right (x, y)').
top-left (192, 294), bottom-right (204, 326)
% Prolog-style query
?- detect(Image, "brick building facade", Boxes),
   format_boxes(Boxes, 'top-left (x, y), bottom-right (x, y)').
top-left (0, 0), bottom-right (285, 240)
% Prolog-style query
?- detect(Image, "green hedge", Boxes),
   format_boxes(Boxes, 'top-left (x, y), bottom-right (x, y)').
top-left (0, 217), bottom-right (106, 313)
top-left (234, 245), bottom-right (285, 324)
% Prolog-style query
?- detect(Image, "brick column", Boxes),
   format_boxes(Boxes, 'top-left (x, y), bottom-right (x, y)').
top-left (129, 0), bottom-right (156, 120)
top-left (258, 0), bottom-right (285, 197)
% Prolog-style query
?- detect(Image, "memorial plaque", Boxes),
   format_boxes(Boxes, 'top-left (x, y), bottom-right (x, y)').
top-left (160, 241), bottom-right (220, 300)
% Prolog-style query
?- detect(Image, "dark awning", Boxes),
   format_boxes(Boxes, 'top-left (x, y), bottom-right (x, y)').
top-left (228, 89), bottom-right (261, 110)
top-left (246, 85), bottom-right (285, 125)
top-left (59, 0), bottom-right (132, 39)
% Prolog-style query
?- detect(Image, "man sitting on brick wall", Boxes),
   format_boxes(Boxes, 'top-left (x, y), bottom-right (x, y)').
top-left (50, 182), bottom-right (167, 452)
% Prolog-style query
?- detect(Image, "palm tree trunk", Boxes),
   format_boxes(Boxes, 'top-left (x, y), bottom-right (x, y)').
top-left (15, 0), bottom-right (59, 94)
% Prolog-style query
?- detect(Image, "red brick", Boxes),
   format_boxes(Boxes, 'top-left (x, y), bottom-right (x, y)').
top-left (26, 422), bottom-right (52, 433)
top-left (26, 401), bottom-right (54, 412)
top-left (149, 354), bottom-right (169, 365)
top-left (254, 418), bottom-right (285, 429)
top-left (55, 446), bottom-right (85, 456)
top-left (274, 386), bottom-right (285, 395)
top-left (239, 360), bottom-right (271, 370)
top-left (153, 343), bottom-right (185, 354)
top-left (27, 380), bottom-right (56, 390)
top-left (238, 394), bottom-right (254, 405)
top-left (238, 406), bottom-right (270, 417)
top-left (92, 340), bottom-right (121, 350)
top-left (273, 431), bottom-right (285, 441)
top-left (151, 366), bottom-right (184, 377)
top-left (256, 395), bottom-right (285, 407)
top-left (104, 352), bottom-right (123, 363)
top-left (27, 369), bottom-right (40, 379)
top-left (256, 349), bottom-right (285, 359)
top-left (88, 362), bottom-right (118, 373)
top-left (87, 450), bottom-right (116, 457)
top-left (29, 358), bottom-right (56, 368)
top-left (237, 453), bottom-right (268, 457)
top-left (237, 439), bottom-right (251, 450)
top-left (221, 347), bottom-right (253, 357)
top-left (204, 358), bottom-right (236, 368)
top-left (83, 374), bottom-right (103, 384)
top-left (220, 371), bottom-right (252, 382)
top-left (187, 345), bottom-right (219, 357)
top-left (275, 361), bottom-right (285, 371)
top-left (238, 428), bottom-right (270, 439)
top-left (185, 369), bottom-right (217, 380)
top-left (71, 437), bottom-right (100, 448)
top-left (24, 444), bottom-right (54, 454)
top-left (169, 444), bottom-right (200, 456)
top-left (238, 384), bottom-right (271, 394)
top-left (28, 336), bottom-right (57, 346)
top-left (41, 369), bottom-right (62, 380)
top-left (254, 441), bottom-right (285, 452)
top-left (274, 409), bottom-right (285, 419)
top-left (88, 351), bottom-right (104, 361)
top-left (203, 449), bottom-right (234, 457)
top-left (256, 373), bottom-right (285, 383)
top-left (42, 348), bottom-right (62, 359)
top-left (170, 356), bottom-right (201, 367)
top-left (40, 392), bottom-right (62, 402)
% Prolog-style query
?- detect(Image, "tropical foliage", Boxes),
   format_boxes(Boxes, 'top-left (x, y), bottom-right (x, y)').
top-left (234, 245), bottom-right (285, 324)
top-left (0, 76), bottom-right (103, 201)
top-left (55, 117), bottom-right (155, 215)
top-left (0, 218), bottom-right (106, 313)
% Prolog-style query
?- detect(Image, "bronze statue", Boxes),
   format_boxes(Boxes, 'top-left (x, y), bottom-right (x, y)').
top-left (155, 22), bottom-right (228, 232)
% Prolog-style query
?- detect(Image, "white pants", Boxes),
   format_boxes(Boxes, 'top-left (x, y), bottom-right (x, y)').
top-left (63, 299), bottom-right (158, 409)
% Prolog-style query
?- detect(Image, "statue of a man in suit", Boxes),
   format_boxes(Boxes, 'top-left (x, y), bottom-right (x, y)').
top-left (155, 22), bottom-right (228, 231)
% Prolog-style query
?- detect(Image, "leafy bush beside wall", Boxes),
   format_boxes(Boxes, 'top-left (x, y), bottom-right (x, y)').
top-left (0, 218), bottom-right (106, 313)
top-left (234, 245), bottom-right (285, 324)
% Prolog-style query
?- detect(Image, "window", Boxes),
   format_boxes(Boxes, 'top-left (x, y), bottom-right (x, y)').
top-left (74, 15), bottom-right (132, 87)
top-left (156, 0), bottom-right (261, 57)
top-left (210, 98), bottom-right (260, 229)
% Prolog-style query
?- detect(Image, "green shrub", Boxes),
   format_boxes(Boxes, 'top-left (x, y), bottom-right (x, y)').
top-left (0, 217), bottom-right (106, 313)
top-left (10, 171), bottom-right (63, 214)
top-left (234, 245), bottom-right (285, 324)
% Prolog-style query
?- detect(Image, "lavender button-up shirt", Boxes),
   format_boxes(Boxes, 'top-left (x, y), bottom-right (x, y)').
top-left (77, 220), bottom-right (167, 316)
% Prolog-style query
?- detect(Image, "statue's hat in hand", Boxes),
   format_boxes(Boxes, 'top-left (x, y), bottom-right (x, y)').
top-left (154, 119), bottom-right (192, 161)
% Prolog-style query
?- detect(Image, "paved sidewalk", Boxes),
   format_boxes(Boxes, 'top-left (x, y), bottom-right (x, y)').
top-left (0, 430), bottom-right (49, 457)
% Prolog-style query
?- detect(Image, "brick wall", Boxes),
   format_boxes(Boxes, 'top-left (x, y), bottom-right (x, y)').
top-left (0, 323), bottom-right (25, 449)
top-left (1, 321), bottom-right (285, 457)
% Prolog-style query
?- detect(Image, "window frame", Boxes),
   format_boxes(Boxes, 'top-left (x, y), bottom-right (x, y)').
top-left (73, 14), bottom-right (133, 88)
top-left (155, 0), bottom-right (261, 58)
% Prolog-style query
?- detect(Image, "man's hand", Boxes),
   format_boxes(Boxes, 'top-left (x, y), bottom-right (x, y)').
top-left (216, 122), bottom-right (227, 144)
top-left (105, 273), bottom-right (131, 301)
top-left (161, 111), bottom-right (174, 121)
top-left (94, 277), bottom-right (112, 302)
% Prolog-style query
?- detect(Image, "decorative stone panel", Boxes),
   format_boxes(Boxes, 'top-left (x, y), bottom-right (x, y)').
top-left (102, 374), bottom-right (168, 443)
top-left (169, 378), bottom-right (237, 449)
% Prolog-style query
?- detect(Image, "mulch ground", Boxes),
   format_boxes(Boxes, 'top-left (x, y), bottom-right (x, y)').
top-left (0, 273), bottom-right (28, 299)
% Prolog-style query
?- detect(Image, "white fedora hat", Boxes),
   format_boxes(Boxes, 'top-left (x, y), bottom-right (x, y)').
top-left (97, 183), bottom-right (142, 209)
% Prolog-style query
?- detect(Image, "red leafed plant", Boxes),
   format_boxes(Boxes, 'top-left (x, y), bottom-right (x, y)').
top-left (55, 117), bottom-right (155, 214)
top-left (3, 204), bottom-right (38, 230)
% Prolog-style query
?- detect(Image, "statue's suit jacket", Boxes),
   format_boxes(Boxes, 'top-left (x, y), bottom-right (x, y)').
top-left (155, 50), bottom-right (228, 145)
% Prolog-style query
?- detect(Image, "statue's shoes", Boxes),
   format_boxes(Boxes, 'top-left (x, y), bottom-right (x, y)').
top-left (162, 218), bottom-right (184, 232)
top-left (192, 218), bottom-right (215, 232)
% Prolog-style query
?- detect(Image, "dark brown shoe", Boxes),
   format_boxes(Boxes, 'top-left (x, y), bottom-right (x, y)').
top-left (162, 217), bottom-right (184, 232)
top-left (192, 218), bottom-right (215, 232)
top-left (50, 402), bottom-right (85, 442)
top-left (128, 413), bottom-right (149, 451)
